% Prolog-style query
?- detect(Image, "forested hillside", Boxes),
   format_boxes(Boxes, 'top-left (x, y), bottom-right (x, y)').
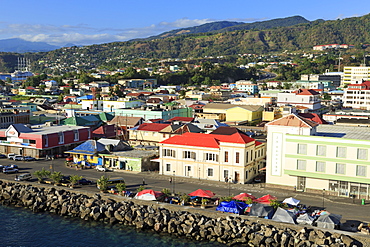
top-left (0, 14), bottom-right (369, 73)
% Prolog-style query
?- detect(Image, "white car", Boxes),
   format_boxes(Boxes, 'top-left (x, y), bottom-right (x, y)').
top-left (96, 165), bottom-right (108, 172)
top-left (13, 155), bottom-right (23, 161)
top-left (22, 156), bottom-right (36, 161)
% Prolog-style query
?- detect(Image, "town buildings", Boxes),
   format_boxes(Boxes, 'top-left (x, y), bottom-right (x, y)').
top-left (156, 127), bottom-right (266, 184)
top-left (0, 123), bottom-right (91, 158)
top-left (342, 81), bottom-right (370, 110)
top-left (277, 89), bottom-right (323, 112)
top-left (343, 66), bottom-right (370, 86)
top-left (266, 114), bottom-right (370, 199)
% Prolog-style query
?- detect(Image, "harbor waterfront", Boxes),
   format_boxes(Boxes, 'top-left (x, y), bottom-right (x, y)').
top-left (0, 203), bottom-right (224, 247)
top-left (0, 180), bottom-right (368, 246)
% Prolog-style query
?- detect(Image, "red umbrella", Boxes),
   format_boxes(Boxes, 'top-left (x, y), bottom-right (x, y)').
top-left (188, 189), bottom-right (215, 198)
top-left (232, 193), bottom-right (256, 201)
top-left (136, 189), bottom-right (163, 198)
top-left (255, 194), bottom-right (277, 204)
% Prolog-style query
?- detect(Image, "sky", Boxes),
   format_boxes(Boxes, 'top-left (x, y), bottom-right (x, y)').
top-left (0, 0), bottom-right (368, 47)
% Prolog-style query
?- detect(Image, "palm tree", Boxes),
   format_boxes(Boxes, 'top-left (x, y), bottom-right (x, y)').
top-left (69, 175), bottom-right (82, 188)
top-left (116, 183), bottom-right (126, 195)
top-left (33, 168), bottom-right (51, 183)
top-left (50, 171), bottom-right (63, 185)
top-left (97, 175), bottom-right (111, 192)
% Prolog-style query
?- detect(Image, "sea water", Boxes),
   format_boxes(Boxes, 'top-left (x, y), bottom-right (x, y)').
top-left (0, 205), bottom-right (225, 247)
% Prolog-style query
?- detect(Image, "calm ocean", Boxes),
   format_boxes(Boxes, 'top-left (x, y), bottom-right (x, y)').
top-left (0, 205), bottom-right (225, 247)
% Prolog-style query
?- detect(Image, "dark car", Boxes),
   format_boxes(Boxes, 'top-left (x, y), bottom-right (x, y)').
top-left (0, 154), bottom-right (7, 159)
top-left (60, 176), bottom-right (71, 184)
top-left (78, 178), bottom-right (93, 185)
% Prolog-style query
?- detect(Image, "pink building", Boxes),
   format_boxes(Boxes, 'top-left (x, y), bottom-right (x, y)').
top-left (0, 123), bottom-right (91, 158)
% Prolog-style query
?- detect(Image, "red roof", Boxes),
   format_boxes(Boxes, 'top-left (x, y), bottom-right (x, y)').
top-left (298, 113), bottom-right (327, 124)
top-left (136, 123), bottom-right (170, 132)
top-left (160, 131), bottom-right (256, 148)
top-left (293, 89), bottom-right (320, 95)
top-left (167, 117), bottom-right (194, 123)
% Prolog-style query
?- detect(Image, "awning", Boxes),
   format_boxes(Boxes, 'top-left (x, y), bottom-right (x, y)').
top-left (150, 158), bottom-right (160, 162)
top-left (259, 167), bottom-right (266, 171)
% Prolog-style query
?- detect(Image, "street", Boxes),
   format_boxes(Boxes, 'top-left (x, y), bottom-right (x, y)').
top-left (1, 158), bottom-right (369, 227)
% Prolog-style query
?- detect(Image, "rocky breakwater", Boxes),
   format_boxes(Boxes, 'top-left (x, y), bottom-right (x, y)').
top-left (0, 180), bottom-right (365, 246)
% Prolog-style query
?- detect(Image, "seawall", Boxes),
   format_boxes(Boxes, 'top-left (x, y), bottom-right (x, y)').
top-left (0, 180), bottom-right (369, 247)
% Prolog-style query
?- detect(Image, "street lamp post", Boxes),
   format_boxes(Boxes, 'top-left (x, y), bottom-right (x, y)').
top-left (172, 171), bottom-right (175, 196)
top-left (228, 177), bottom-right (232, 196)
top-left (322, 189), bottom-right (325, 208)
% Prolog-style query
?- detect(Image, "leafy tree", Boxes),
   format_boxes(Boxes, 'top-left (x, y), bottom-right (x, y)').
top-left (137, 185), bottom-right (145, 192)
top-left (161, 188), bottom-right (171, 197)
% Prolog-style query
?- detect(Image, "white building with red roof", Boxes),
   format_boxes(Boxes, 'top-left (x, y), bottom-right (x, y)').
top-left (156, 127), bottom-right (266, 184)
top-left (342, 81), bottom-right (370, 110)
top-left (277, 89), bottom-right (322, 111)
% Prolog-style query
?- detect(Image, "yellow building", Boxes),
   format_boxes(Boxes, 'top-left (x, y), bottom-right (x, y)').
top-left (225, 105), bottom-right (263, 124)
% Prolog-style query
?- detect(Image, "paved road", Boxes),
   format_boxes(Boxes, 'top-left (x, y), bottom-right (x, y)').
top-left (1, 158), bottom-right (370, 227)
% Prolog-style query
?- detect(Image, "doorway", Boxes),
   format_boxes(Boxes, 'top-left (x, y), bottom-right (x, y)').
top-left (297, 176), bottom-right (306, 191)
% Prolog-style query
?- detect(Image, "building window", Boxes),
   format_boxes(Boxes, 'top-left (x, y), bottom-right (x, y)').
top-left (316, 161), bottom-right (325, 172)
top-left (166, 164), bottom-right (171, 172)
top-left (356, 165), bottom-right (366, 177)
top-left (336, 147), bottom-right (346, 158)
top-left (357, 149), bottom-right (368, 160)
top-left (207, 168), bottom-right (214, 177)
top-left (74, 130), bottom-right (79, 141)
top-left (335, 163), bottom-right (345, 174)
top-left (29, 140), bottom-right (36, 144)
top-left (297, 144), bottom-right (307, 155)
top-left (58, 132), bottom-right (64, 144)
top-left (183, 151), bottom-right (196, 159)
top-left (235, 152), bottom-right (240, 163)
top-left (163, 149), bottom-right (176, 158)
top-left (297, 160), bottom-right (306, 170)
top-left (224, 151), bottom-right (228, 162)
top-left (223, 170), bottom-right (229, 180)
top-left (246, 151), bottom-right (249, 163)
top-left (45, 136), bottom-right (48, 147)
top-left (316, 145), bottom-right (326, 156)
top-left (205, 153), bottom-right (218, 162)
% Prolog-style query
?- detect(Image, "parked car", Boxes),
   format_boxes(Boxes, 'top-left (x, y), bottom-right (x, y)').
top-left (96, 165), bottom-right (108, 172)
top-left (3, 167), bottom-right (18, 174)
top-left (22, 156), bottom-right (36, 161)
top-left (65, 156), bottom-right (73, 162)
top-left (15, 173), bottom-right (32, 181)
top-left (7, 153), bottom-right (16, 159)
top-left (0, 154), bottom-right (7, 159)
top-left (60, 176), bottom-right (71, 184)
top-left (13, 155), bottom-right (23, 161)
top-left (8, 164), bottom-right (18, 169)
top-left (78, 178), bottom-right (93, 185)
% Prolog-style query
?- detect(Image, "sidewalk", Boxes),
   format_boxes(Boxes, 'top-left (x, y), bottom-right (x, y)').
top-left (140, 171), bottom-right (367, 206)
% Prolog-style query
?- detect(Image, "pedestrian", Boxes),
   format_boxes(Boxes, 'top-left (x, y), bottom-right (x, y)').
top-left (15, 175), bottom-right (18, 181)
top-left (169, 178), bottom-right (172, 184)
top-left (225, 177), bottom-right (228, 183)
top-left (142, 178), bottom-right (145, 185)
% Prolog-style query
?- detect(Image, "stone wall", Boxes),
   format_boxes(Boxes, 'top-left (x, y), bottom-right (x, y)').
top-left (0, 180), bottom-right (367, 247)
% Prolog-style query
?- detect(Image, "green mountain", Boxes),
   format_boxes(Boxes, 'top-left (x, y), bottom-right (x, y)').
top-left (140, 16), bottom-right (309, 40)
top-left (1, 14), bottom-right (370, 73)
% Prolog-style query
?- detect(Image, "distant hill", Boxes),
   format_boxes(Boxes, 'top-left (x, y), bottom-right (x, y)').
top-left (0, 38), bottom-right (60, 53)
top-left (140, 16), bottom-right (310, 40)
